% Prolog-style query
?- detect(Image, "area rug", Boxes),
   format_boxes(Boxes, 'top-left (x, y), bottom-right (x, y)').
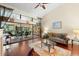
top-left (29, 41), bottom-right (71, 56)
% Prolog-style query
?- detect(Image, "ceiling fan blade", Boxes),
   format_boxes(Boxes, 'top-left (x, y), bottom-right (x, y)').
top-left (35, 4), bottom-right (40, 8)
top-left (42, 5), bottom-right (46, 9)
top-left (42, 3), bottom-right (48, 4)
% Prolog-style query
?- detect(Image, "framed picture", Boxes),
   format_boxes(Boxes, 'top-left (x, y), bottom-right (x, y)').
top-left (53, 21), bottom-right (62, 29)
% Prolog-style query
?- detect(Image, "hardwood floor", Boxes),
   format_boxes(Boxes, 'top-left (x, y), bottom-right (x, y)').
top-left (4, 40), bottom-right (32, 56)
top-left (4, 39), bottom-right (79, 56)
top-left (57, 44), bottom-right (79, 56)
top-left (69, 44), bottom-right (79, 56)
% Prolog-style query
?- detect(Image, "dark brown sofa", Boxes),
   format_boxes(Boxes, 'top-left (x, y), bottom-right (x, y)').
top-left (48, 33), bottom-right (69, 46)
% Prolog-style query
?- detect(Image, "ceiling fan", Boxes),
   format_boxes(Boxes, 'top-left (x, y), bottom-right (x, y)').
top-left (34, 3), bottom-right (48, 9)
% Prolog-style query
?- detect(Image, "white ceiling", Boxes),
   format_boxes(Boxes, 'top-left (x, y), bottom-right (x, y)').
top-left (1, 3), bottom-right (62, 18)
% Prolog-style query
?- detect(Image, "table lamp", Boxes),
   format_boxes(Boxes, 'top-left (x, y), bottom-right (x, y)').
top-left (73, 29), bottom-right (79, 40)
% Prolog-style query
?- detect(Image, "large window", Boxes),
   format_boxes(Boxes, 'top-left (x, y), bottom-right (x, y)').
top-left (2, 13), bottom-right (41, 45)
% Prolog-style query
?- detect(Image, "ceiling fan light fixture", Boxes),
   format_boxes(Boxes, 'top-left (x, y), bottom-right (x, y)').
top-left (42, 5), bottom-right (46, 9)
top-left (34, 3), bottom-right (48, 9)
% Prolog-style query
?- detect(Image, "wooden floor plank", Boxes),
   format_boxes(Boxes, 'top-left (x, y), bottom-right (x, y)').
top-left (4, 39), bottom-right (79, 56)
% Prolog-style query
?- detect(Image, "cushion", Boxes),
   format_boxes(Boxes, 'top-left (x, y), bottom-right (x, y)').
top-left (56, 34), bottom-right (66, 39)
top-left (49, 37), bottom-right (67, 44)
top-left (51, 33), bottom-right (67, 39)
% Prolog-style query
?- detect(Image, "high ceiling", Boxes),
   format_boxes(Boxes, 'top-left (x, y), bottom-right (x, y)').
top-left (1, 3), bottom-right (62, 18)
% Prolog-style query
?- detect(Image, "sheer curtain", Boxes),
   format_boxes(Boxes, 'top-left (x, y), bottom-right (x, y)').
top-left (0, 5), bottom-right (13, 28)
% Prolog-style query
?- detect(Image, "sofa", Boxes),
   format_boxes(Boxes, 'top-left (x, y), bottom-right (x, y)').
top-left (48, 33), bottom-right (69, 46)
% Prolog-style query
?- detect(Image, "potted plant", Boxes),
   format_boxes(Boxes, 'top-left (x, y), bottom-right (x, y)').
top-left (25, 28), bottom-right (31, 37)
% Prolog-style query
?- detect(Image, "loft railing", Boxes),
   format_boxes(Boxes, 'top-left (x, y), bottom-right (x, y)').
top-left (0, 5), bottom-right (13, 28)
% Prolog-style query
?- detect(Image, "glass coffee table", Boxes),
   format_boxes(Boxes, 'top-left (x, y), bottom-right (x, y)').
top-left (47, 41), bottom-right (56, 53)
top-left (41, 39), bottom-right (56, 53)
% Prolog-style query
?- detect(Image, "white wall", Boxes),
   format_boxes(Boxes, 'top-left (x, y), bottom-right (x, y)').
top-left (42, 3), bottom-right (79, 33)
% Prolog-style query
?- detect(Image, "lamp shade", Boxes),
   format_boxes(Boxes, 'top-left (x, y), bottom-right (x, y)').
top-left (73, 29), bottom-right (79, 34)
top-left (73, 29), bottom-right (79, 40)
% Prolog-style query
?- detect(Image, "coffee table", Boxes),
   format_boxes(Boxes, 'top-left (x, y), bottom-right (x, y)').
top-left (41, 39), bottom-right (56, 53)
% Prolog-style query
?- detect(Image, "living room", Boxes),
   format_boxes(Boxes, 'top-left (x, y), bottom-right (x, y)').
top-left (42, 3), bottom-right (79, 56)
top-left (0, 3), bottom-right (79, 56)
